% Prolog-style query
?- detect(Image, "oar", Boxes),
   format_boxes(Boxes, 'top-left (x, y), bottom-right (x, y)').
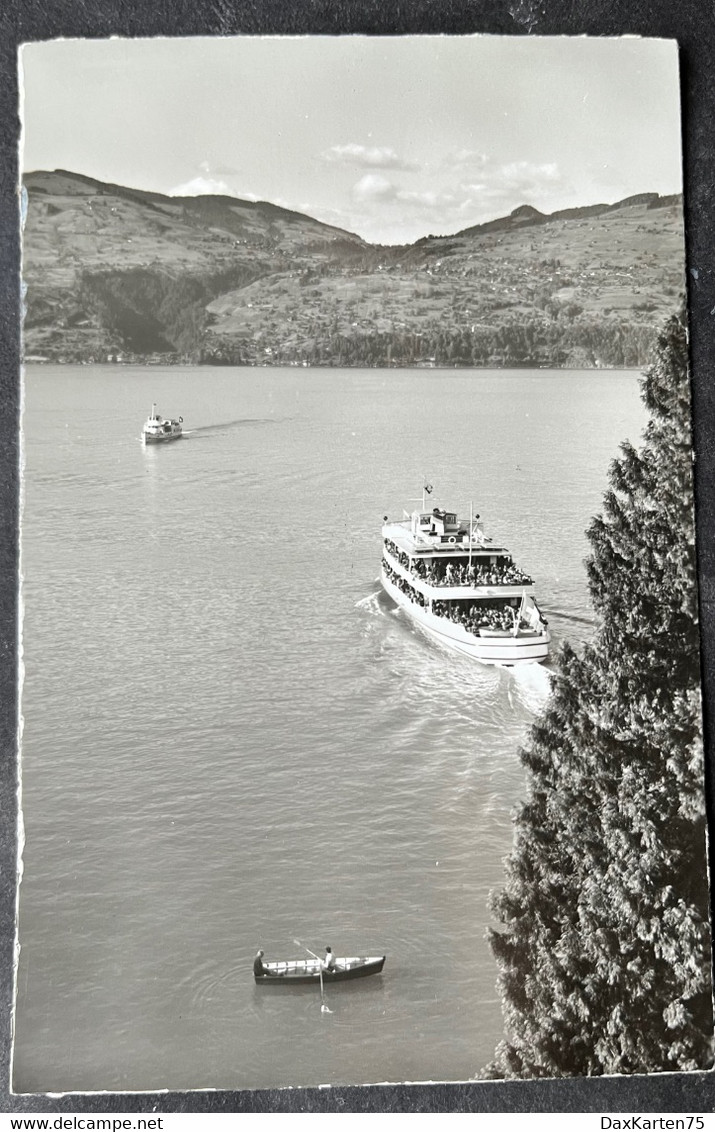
top-left (294, 939), bottom-right (344, 971)
top-left (293, 938), bottom-right (331, 1013)
top-left (294, 938), bottom-right (321, 962)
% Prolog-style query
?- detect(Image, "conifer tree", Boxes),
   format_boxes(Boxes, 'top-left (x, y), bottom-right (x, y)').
top-left (488, 307), bottom-right (713, 1078)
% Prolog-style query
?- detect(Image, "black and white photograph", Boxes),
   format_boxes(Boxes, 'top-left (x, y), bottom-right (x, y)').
top-left (10, 33), bottom-right (713, 1096)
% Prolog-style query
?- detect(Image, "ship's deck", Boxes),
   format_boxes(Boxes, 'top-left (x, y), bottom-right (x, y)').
top-left (383, 520), bottom-right (508, 557)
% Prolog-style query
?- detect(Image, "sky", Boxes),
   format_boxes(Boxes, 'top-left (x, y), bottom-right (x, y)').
top-left (20, 35), bottom-right (683, 245)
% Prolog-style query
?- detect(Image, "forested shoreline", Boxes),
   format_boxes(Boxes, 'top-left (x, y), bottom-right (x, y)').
top-left (203, 315), bottom-right (657, 369)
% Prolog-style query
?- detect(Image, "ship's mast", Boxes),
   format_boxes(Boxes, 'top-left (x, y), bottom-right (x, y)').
top-left (469, 501), bottom-right (473, 569)
top-left (513, 592), bottom-right (525, 636)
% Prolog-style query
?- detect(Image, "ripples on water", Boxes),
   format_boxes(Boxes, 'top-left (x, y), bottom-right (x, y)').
top-left (13, 365), bottom-right (646, 1092)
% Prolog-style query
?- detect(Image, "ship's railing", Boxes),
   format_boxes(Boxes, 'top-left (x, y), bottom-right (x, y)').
top-left (383, 541), bottom-right (534, 592)
top-left (421, 570), bottom-right (534, 588)
top-left (431, 598), bottom-right (548, 638)
top-left (382, 558), bottom-right (426, 608)
top-left (383, 556), bottom-right (548, 639)
top-left (424, 582), bottom-right (534, 599)
top-left (408, 531), bottom-right (488, 549)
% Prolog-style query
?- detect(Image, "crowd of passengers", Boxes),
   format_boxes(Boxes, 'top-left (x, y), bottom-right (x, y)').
top-left (382, 559), bottom-right (426, 607)
top-left (384, 556), bottom-right (539, 634)
top-left (381, 543), bottom-right (534, 587)
top-left (414, 559), bottom-right (532, 587)
top-left (384, 539), bottom-right (406, 565)
top-left (432, 599), bottom-right (520, 633)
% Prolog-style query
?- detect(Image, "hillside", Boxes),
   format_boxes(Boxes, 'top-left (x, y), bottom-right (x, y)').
top-left (22, 171), bottom-right (685, 368)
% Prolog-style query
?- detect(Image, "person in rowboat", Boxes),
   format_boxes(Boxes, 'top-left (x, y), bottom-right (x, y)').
top-left (323, 946), bottom-right (336, 971)
top-left (253, 949), bottom-right (266, 977)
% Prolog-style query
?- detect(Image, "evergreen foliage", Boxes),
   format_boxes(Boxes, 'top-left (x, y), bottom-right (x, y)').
top-left (488, 307), bottom-right (713, 1078)
top-left (201, 315), bottom-right (656, 369)
top-left (77, 265), bottom-right (263, 359)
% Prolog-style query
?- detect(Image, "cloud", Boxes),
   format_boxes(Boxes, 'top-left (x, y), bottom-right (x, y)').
top-left (439, 153), bottom-right (569, 211)
top-left (458, 161), bottom-right (569, 212)
top-left (322, 143), bottom-right (419, 171)
top-left (461, 160), bottom-right (563, 194)
top-left (168, 177), bottom-right (260, 201)
top-left (399, 189), bottom-right (459, 210)
top-left (351, 174), bottom-right (399, 202)
top-left (337, 158), bottom-right (574, 244)
top-left (497, 160), bottom-right (562, 189)
top-left (169, 176), bottom-right (232, 197)
top-left (442, 148), bottom-right (489, 169)
top-left (171, 154), bottom-right (571, 245)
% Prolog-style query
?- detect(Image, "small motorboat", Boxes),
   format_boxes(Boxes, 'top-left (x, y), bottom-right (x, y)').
top-left (255, 955), bottom-right (386, 984)
top-left (142, 403), bottom-right (183, 443)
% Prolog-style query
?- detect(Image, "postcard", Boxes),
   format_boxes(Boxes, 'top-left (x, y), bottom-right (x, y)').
top-left (12, 34), bottom-right (712, 1096)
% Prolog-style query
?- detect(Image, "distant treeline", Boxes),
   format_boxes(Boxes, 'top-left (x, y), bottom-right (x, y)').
top-left (205, 318), bottom-right (659, 369)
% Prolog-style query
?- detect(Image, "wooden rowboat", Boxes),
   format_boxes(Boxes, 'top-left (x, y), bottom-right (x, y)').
top-left (255, 955), bottom-right (385, 984)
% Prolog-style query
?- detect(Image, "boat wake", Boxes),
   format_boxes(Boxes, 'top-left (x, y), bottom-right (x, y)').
top-left (190, 418), bottom-right (284, 436)
top-left (182, 960), bottom-right (247, 1011)
top-left (542, 607), bottom-right (594, 627)
top-left (356, 578), bottom-right (550, 722)
top-left (509, 662), bottom-right (552, 713)
top-left (354, 588), bottom-right (389, 617)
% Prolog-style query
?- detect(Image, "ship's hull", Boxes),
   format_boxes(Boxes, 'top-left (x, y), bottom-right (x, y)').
top-left (381, 569), bottom-right (549, 666)
top-left (256, 956), bottom-right (385, 984)
top-left (143, 430), bottom-right (182, 444)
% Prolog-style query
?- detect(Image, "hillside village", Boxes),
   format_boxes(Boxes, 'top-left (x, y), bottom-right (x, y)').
top-left (22, 171), bottom-right (684, 369)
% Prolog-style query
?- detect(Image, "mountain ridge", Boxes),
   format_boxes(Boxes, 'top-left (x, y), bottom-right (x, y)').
top-left (25, 168), bottom-right (368, 236)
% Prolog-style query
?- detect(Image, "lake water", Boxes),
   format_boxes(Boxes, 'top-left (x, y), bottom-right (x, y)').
top-left (13, 364), bottom-right (646, 1093)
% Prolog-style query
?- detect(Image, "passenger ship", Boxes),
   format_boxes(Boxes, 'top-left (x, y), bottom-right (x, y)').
top-left (142, 404), bottom-right (183, 444)
top-left (381, 496), bottom-right (550, 666)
